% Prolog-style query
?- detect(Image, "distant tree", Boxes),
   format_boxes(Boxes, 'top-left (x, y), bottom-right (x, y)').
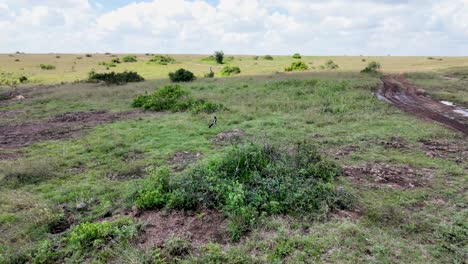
top-left (214, 51), bottom-right (224, 64)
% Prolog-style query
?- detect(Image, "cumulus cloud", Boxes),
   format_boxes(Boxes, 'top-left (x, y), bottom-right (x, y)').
top-left (0, 0), bottom-right (466, 55)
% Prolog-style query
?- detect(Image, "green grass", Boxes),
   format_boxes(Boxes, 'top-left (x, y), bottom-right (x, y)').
top-left (0, 57), bottom-right (467, 263)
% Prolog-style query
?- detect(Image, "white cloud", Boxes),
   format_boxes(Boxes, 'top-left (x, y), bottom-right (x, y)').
top-left (0, 0), bottom-right (466, 55)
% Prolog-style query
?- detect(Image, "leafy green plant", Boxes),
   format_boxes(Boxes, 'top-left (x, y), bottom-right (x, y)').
top-left (87, 70), bottom-right (144, 85)
top-left (220, 65), bottom-right (241, 76)
top-left (292, 53), bottom-right (302, 59)
top-left (0, 71), bottom-right (28, 85)
top-left (361, 61), bottom-right (381, 73)
top-left (285, 61), bottom-right (309, 72)
top-left (320, 60), bottom-right (339, 70)
top-left (122, 55), bottom-right (137, 63)
top-left (39, 64), bottom-right (56, 70)
top-left (262, 55), bottom-right (274, 60)
top-left (214, 51), bottom-right (224, 64)
top-left (148, 55), bottom-right (176, 65)
top-left (169, 68), bottom-right (195, 82)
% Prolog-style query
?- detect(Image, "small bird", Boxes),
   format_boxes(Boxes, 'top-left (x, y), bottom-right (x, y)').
top-left (209, 116), bottom-right (217, 128)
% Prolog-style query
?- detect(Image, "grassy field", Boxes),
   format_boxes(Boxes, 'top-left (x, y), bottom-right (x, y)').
top-left (0, 55), bottom-right (467, 263)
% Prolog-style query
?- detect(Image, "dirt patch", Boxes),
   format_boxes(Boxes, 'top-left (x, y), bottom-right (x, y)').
top-left (49, 205), bottom-right (77, 234)
top-left (343, 162), bottom-right (432, 189)
top-left (334, 145), bottom-right (359, 157)
top-left (380, 137), bottom-right (408, 149)
top-left (136, 210), bottom-right (226, 249)
top-left (213, 129), bottom-right (245, 145)
top-left (419, 139), bottom-right (468, 163)
top-left (377, 75), bottom-right (468, 134)
top-left (166, 151), bottom-right (202, 172)
top-left (0, 110), bottom-right (139, 149)
top-left (0, 109), bottom-right (26, 120)
top-left (331, 209), bottom-right (363, 220)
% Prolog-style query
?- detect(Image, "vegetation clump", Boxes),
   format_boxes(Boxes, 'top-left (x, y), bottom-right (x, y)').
top-left (361, 61), bottom-right (381, 74)
top-left (122, 55), bottom-right (137, 63)
top-left (87, 70), bottom-right (144, 85)
top-left (204, 68), bottom-right (215, 78)
top-left (214, 51), bottom-right (224, 64)
top-left (285, 61), bottom-right (309, 72)
top-left (39, 64), bottom-right (56, 70)
top-left (169, 68), bottom-right (195, 82)
top-left (148, 55), bottom-right (176, 65)
top-left (0, 71), bottom-right (28, 85)
top-left (134, 143), bottom-right (352, 241)
top-left (132, 85), bottom-right (223, 113)
top-left (320, 60), bottom-right (339, 70)
top-left (262, 55), bottom-right (274, 60)
top-left (292, 53), bottom-right (302, 59)
top-left (220, 65), bottom-right (241, 76)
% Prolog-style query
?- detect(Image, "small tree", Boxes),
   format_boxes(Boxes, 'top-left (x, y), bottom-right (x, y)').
top-left (292, 53), bottom-right (301, 59)
top-left (214, 51), bottom-right (224, 64)
top-left (169, 68), bottom-right (195, 82)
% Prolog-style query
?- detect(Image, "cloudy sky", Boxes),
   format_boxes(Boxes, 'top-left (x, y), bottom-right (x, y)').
top-left (0, 0), bottom-right (466, 55)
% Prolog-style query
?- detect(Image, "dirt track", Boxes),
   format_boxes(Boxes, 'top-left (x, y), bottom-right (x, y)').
top-left (377, 75), bottom-right (468, 135)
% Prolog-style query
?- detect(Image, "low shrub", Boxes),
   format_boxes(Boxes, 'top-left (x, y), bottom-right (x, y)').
top-left (132, 85), bottom-right (223, 113)
top-left (85, 54), bottom-right (92, 57)
top-left (320, 60), bottom-right (339, 70)
top-left (98, 61), bottom-right (117, 68)
top-left (76, 56), bottom-right (83, 60)
top-left (253, 56), bottom-right (259, 60)
top-left (214, 51), bottom-right (224, 64)
top-left (111, 58), bottom-right (121, 64)
top-left (361, 61), bottom-right (381, 73)
top-left (285, 61), bottom-right (309, 72)
top-left (204, 68), bottom-right (215, 78)
top-left (134, 142), bottom-right (352, 241)
top-left (122, 55), bottom-right (137, 63)
top-left (0, 71), bottom-right (28, 85)
top-left (292, 53), bottom-right (301, 59)
top-left (262, 55), bottom-right (274, 60)
top-left (88, 70), bottom-right (144, 85)
top-left (148, 55), bottom-right (175, 65)
top-left (39, 64), bottom-right (56, 70)
top-left (220, 65), bottom-right (241, 76)
top-left (169, 68), bottom-right (195, 82)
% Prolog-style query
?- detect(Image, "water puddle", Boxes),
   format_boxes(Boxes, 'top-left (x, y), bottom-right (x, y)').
top-left (439, 100), bottom-right (468, 118)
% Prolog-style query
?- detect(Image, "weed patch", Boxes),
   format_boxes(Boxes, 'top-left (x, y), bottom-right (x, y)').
top-left (87, 70), bottom-right (144, 85)
top-left (361, 61), bottom-right (381, 74)
top-left (148, 55), bottom-right (175, 65)
top-left (122, 55), bottom-right (137, 63)
top-left (220, 65), bottom-right (241, 76)
top-left (285, 61), bottom-right (309, 72)
top-left (39, 64), bottom-right (56, 70)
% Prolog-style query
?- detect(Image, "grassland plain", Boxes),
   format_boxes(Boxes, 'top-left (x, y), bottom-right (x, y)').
top-left (0, 55), bottom-right (467, 263)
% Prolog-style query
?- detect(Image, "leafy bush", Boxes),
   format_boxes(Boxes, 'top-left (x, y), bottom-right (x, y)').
top-left (88, 70), bottom-right (144, 85)
top-left (111, 58), bottom-right (121, 64)
top-left (134, 142), bottom-right (352, 241)
top-left (361, 61), bottom-right (381, 73)
top-left (122, 55), bottom-right (137, 63)
top-left (292, 53), bottom-right (302, 59)
top-left (169, 68), bottom-right (195, 82)
top-left (262, 55), bottom-right (274, 60)
top-left (214, 51), bottom-right (224, 64)
top-left (86, 54), bottom-right (92, 57)
top-left (320, 60), bottom-right (339, 70)
top-left (39, 64), bottom-right (56, 70)
top-left (220, 65), bottom-right (241, 76)
top-left (285, 61), bottom-right (309, 72)
top-left (0, 71), bottom-right (28, 85)
top-left (148, 55), bottom-right (175, 65)
top-left (132, 85), bottom-right (223, 113)
top-left (204, 68), bottom-right (214, 78)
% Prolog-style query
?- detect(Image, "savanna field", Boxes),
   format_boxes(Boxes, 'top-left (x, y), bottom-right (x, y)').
top-left (0, 53), bottom-right (467, 263)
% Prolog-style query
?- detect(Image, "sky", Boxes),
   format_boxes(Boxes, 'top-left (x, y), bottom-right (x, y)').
top-left (0, 0), bottom-right (467, 55)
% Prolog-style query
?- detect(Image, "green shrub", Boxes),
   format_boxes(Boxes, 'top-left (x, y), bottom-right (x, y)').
top-left (132, 85), bottom-right (223, 113)
top-left (122, 55), bottom-right (137, 63)
top-left (0, 71), bottom-right (28, 85)
top-left (134, 142), bottom-right (351, 241)
top-left (285, 61), bottom-right (309, 72)
top-left (88, 70), bottom-right (144, 85)
top-left (111, 57), bottom-right (121, 64)
top-left (85, 54), bottom-right (92, 57)
top-left (220, 65), bottom-right (241, 76)
top-left (148, 55), bottom-right (175, 65)
top-left (292, 53), bottom-right (301, 59)
top-left (262, 55), bottom-right (274, 60)
top-left (169, 68), bottom-right (195, 82)
top-left (320, 60), bottom-right (339, 70)
top-left (214, 51), bottom-right (224, 64)
top-left (204, 68), bottom-right (215, 78)
top-left (361, 61), bottom-right (381, 73)
top-left (39, 64), bottom-right (56, 70)
top-left (98, 61), bottom-right (117, 68)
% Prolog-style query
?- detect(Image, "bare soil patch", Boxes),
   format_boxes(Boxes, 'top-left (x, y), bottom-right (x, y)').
top-left (166, 151), bottom-right (202, 172)
top-left (0, 110), bottom-right (140, 148)
top-left (136, 210), bottom-right (227, 249)
top-left (378, 75), bottom-right (468, 134)
top-left (334, 145), bottom-right (359, 157)
top-left (0, 151), bottom-right (23, 161)
top-left (380, 137), bottom-right (408, 149)
top-left (213, 129), bottom-right (245, 145)
top-left (419, 139), bottom-right (468, 163)
top-left (343, 162), bottom-right (432, 189)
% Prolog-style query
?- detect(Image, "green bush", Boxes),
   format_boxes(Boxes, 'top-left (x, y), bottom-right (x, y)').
top-left (111, 58), bottom-right (121, 64)
top-left (169, 68), bottom-right (195, 82)
top-left (262, 55), bottom-right (274, 60)
top-left (220, 65), bottom-right (241, 76)
top-left (361, 61), bottom-right (381, 73)
top-left (0, 71), bottom-right (28, 85)
top-left (85, 54), bottom-right (92, 57)
top-left (122, 55), bottom-right (137, 63)
top-left (320, 60), bottom-right (339, 70)
top-left (88, 70), bottom-right (144, 85)
top-left (132, 85), bottom-right (223, 113)
top-left (292, 53), bottom-right (301, 59)
top-left (148, 55), bottom-right (175, 65)
top-left (98, 61), bottom-right (117, 68)
top-left (39, 64), bottom-right (56, 70)
top-left (214, 51), bottom-right (224, 64)
top-left (134, 142), bottom-right (352, 241)
top-left (285, 61), bottom-right (309, 72)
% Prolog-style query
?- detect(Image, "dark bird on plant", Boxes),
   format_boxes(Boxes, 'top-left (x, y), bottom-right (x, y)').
top-left (209, 116), bottom-right (217, 128)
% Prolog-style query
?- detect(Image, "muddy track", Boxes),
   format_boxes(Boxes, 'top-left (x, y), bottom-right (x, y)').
top-left (377, 75), bottom-right (468, 135)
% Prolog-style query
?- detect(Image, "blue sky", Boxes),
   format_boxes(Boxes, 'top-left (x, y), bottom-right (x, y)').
top-left (0, 0), bottom-right (467, 55)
